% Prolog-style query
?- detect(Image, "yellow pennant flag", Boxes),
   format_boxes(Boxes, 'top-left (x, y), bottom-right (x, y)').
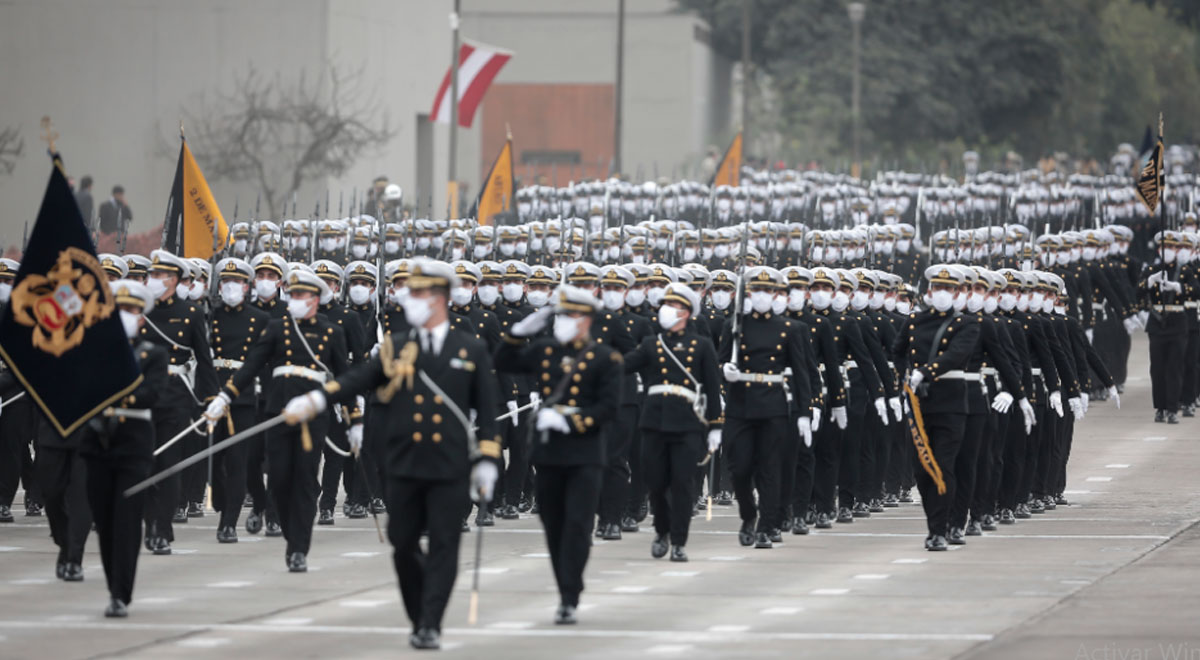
top-left (711, 131), bottom-right (742, 188)
top-left (178, 140), bottom-right (228, 259)
top-left (475, 135), bottom-right (514, 226)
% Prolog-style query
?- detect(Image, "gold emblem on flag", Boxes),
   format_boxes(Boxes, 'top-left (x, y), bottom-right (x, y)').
top-left (10, 247), bottom-right (113, 357)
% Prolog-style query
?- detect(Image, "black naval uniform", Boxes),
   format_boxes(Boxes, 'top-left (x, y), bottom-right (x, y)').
top-left (247, 293), bottom-right (287, 532)
top-left (623, 325), bottom-right (722, 554)
top-left (587, 309), bottom-right (638, 537)
top-left (893, 309), bottom-right (980, 547)
top-left (219, 313), bottom-right (349, 566)
top-left (209, 300), bottom-right (269, 538)
top-left (494, 333), bottom-right (623, 609)
top-left (26, 408), bottom-right (91, 577)
top-left (81, 340), bottom-right (166, 607)
top-left (1140, 262), bottom-right (1194, 416)
top-left (0, 361), bottom-right (40, 519)
top-left (140, 293), bottom-right (217, 548)
top-left (316, 299), bottom-right (366, 517)
top-left (325, 322), bottom-right (501, 636)
top-left (788, 306), bottom-right (846, 532)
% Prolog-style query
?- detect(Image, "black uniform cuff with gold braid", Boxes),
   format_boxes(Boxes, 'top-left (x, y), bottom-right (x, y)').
top-left (478, 437), bottom-right (502, 459)
top-left (501, 333), bottom-right (524, 345)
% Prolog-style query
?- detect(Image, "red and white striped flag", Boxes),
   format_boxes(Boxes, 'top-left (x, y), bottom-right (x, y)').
top-left (430, 40), bottom-right (513, 128)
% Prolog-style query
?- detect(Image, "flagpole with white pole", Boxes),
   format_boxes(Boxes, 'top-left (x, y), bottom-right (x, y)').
top-left (447, 0), bottom-right (461, 220)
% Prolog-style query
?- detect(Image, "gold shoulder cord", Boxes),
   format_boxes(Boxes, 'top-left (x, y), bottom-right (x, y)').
top-left (378, 334), bottom-right (419, 403)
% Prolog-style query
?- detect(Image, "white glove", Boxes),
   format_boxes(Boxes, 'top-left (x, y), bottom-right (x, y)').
top-left (529, 391), bottom-right (542, 409)
top-left (873, 397), bottom-right (889, 425)
top-left (908, 369), bottom-right (925, 390)
top-left (535, 407), bottom-right (571, 434)
top-left (511, 306), bottom-right (553, 337)
top-left (1068, 396), bottom-right (1084, 420)
top-left (706, 429), bottom-right (722, 453)
top-left (991, 391), bottom-right (1014, 414)
top-left (470, 461), bottom-right (499, 503)
top-left (797, 418), bottom-right (813, 447)
top-left (1138, 310), bottom-right (1150, 327)
top-left (1049, 390), bottom-right (1064, 418)
top-left (1122, 317), bottom-right (1139, 335)
top-left (1019, 397), bottom-right (1035, 435)
top-left (1162, 280), bottom-right (1183, 294)
top-left (284, 390), bottom-right (327, 424)
top-left (1108, 385), bottom-right (1120, 409)
top-left (1085, 328), bottom-right (1094, 343)
top-left (1148, 271), bottom-right (1165, 287)
top-left (722, 362), bottom-right (740, 383)
top-left (810, 408), bottom-right (822, 433)
top-left (832, 406), bottom-right (848, 430)
top-left (370, 342), bottom-right (381, 359)
top-left (888, 396), bottom-right (903, 422)
top-left (506, 400), bottom-right (520, 427)
top-left (1080, 392), bottom-right (1090, 415)
top-left (204, 392), bottom-right (231, 421)
top-left (348, 424), bottom-right (364, 452)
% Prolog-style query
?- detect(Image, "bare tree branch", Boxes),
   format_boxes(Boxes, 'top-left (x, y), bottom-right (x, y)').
top-left (0, 127), bottom-right (24, 177)
top-left (178, 62), bottom-right (395, 218)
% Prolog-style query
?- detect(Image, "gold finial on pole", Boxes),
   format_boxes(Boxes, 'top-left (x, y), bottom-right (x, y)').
top-left (180, 118), bottom-right (185, 139)
top-left (40, 116), bottom-right (59, 154)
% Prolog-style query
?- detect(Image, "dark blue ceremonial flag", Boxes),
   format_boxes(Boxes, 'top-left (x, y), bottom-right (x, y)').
top-left (0, 155), bottom-right (142, 436)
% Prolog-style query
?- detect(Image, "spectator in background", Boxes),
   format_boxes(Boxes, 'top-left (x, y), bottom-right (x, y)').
top-left (75, 176), bottom-right (94, 227)
top-left (98, 185), bottom-right (132, 237)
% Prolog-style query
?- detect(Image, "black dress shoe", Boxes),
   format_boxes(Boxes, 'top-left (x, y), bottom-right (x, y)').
top-left (555, 604), bottom-right (578, 625)
top-left (369, 498), bottom-right (386, 514)
top-left (517, 497), bottom-right (532, 513)
top-left (754, 532), bottom-right (773, 549)
top-left (620, 516), bottom-right (639, 532)
top-left (461, 518), bottom-right (470, 532)
top-left (899, 489), bottom-right (913, 503)
top-left (852, 502), bottom-right (871, 518)
top-left (999, 508), bottom-right (1016, 524)
top-left (716, 491), bottom-right (733, 506)
top-left (651, 533), bottom-right (669, 558)
top-left (594, 523), bottom-right (606, 538)
top-left (24, 502), bottom-right (42, 517)
top-left (245, 511), bottom-right (263, 535)
top-left (883, 493), bottom-right (900, 507)
top-left (804, 507), bottom-right (817, 525)
top-left (318, 509), bottom-right (334, 525)
top-left (1168, 411), bottom-right (1180, 424)
top-left (637, 501), bottom-right (648, 521)
top-left (0, 505), bottom-right (13, 523)
top-left (1014, 504), bottom-right (1031, 519)
top-left (815, 512), bottom-right (832, 529)
top-left (1155, 409), bottom-right (1166, 423)
top-left (217, 526), bottom-right (238, 543)
top-left (836, 507), bottom-right (854, 523)
top-left (1183, 406), bottom-right (1195, 418)
top-left (869, 498), bottom-right (885, 513)
top-left (105, 598), bottom-right (128, 618)
top-left (791, 517), bottom-right (809, 535)
top-left (737, 521), bottom-right (755, 547)
top-left (243, 493), bottom-right (255, 509)
top-left (173, 506), bottom-right (188, 524)
top-left (965, 520), bottom-right (982, 536)
top-left (475, 509), bottom-right (495, 527)
top-left (62, 562), bottom-right (84, 581)
top-left (287, 552), bottom-right (307, 573)
top-left (670, 545), bottom-right (688, 562)
top-left (499, 504), bottom-right (520, 520)
top-left (265, 520), bottom-right (283, 537)
top-left (947, 527), bottom-right (966, 545)
top-left (927, 535), bottom-right (948, 551)
top-left (1054, 494), bottom-right (1069, 506)
top-left (601, 523), bottom-right (622, 541)
top-left (187, 502), bottom-right (204, 518)
top-left (981, 515), bottom-right (998, 531)
top-left (1028, 499), bottom-right (1045, 514)
top-left (768, 528), bottom-right (783, 544)
top-left (409, 626), bottom-right (441, 649)
top-left (55, 562), bottom-right (66, 580)
top-left (153, 538), bottom-right (172, 556)
top-left (1042, 496), bottom-right (1056, 511)
top-left (347, 504), bottom-right (368, 519)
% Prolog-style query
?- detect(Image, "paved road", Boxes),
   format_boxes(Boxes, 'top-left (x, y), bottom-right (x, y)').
top-left (1, 334), bottom-right (1198, 659)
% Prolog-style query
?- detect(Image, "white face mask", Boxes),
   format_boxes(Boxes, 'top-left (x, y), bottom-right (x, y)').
top-left (0, 282), bottom-right (11, 304)
top-left (810, 290), bottom-right (832, 310)
top-left (527, 290), bottom-right (550, 308)
top-left (1043, 298), bottom-right (1056, 314)
top-left (870, 291), bottom-right (886, 309)
top-left (146, 277), bottom-right (168, 300)
top-left (1055, 252), bottom-right (1070, 266)
top-left (896, 300), bottom-right (913, 315)
top-left (771, 296), bottom-right (787, 315)
top-left (999, 292), bottom-right (1017, 311)
top-left (499, 243), bottom-right (516, 257)
top-left (1053, 304), bottom-right (1065, 314)
top-left (175, 282), bottom-right (191, 300)
top-left (349, 284), bottom-right (373, 306)
top-left (625, 288), bottom-right (646, 307)
top-left (220, 281), bottom-right (246, 307)
top-left (710, 290), bottom-right (732, 310)
top-left (191, 281), bottom-right (208, 300)
top-left (389, 286), bottom-right (409, 306)
top-left (1164, 248), bottom-right (1178, 263)
top-left (883, 296), bottom-right (896, 312)
top-left (384, 240), bottom-right (401, 254)
top-left (451, 247), bottom-right (465, 261)
top-left (1030, 292), bottom-right (1045, 310)
top-left (351, 244), bottom-right (368, 259)
top-left (714, 244), bottom-right (730, 259)
top-left (1017, 293), bottom-right (1030, 312)
top-left (255, 279), bottom-right (279, 301)
top-left (553, 315), bottom-right (580, 344)
top-left (953, 291), bottom-right (967, 312)
top-left (787, 289), bottom-right (806, 312)
top-left (119, 310), bottom-right (141, 339)
top-left (850, 290), bottom-right (870, 310)
top-left (288, 296), bottom-right (314, 320)
top-left (473, 245), bottom-right (490, 259)
top-left (831, 291), bottom-right (849, 312)
top-left (1082, 247), bottom-right (1097, 260)
top-left (602, 290), bottom-right (626, 311)
top-left (682, 247), bottom-right (697, 262)
top-left (929, 290), bottom-right (955, 312)
top-left (897, 239), bottom-right (912, 252)
top-left (450, 286), bottom-right (474, 307)
top-left (647, 286), bottom-right (666, 306)
top-left (749, 291), bottom-right (774, 314)
top-left (983, 295), bottom-right (999, 314)
top-left (477, 284), bottom-right (500, 306)
top-left (658, 305), bottom-right (682, 330)
top-left (234, 239), bottom-right (248, 253)
top-left (417, 237), bottom-right (432, 250)
top-left (966, 292), bottom-right (985, 313)
top-left (320, 238), bottom-right (339, 252)
top-left (403, 295), bottom-right (433, 327)
top-left (502, 282), bottom-right (525, 303)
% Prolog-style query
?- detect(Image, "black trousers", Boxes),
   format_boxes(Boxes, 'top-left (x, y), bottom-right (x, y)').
top-left (1050, 414), bottom-right (1073, 496)
top-left (950, 412), bottom-right (987, 528)
top-left (352, 404), bottom-right (386, 507)
top-left (147, 409), bottom-right (189, 541)
top-left (789, 410), bottom-right (816, 519)
top-left (502, 411), bottom-right (532, 508)
top-left (1149, 332), bottom-right (1185, 412)
top-left (212, 406), bottom-right (254, 528)
top-left (84, 440), bottom-right (152, 603)
top-left (856, 414), bottom-right (889, 504)
top-left (598, 406), bottom-right (637, 527)
top-left (974, 410), bottom-right (1008, 520)
top-left (810, 421), bottom-right (840, 514)
top-left (245, 405), bottom-right (278, 521)
top-left (0, 396), bottom-right (39, 508)
top-left (1032, 407), bottom-right (1060, 499)
top-left (642, 430), bottom-right (701, 546)
top-left (725, 415), bottom-right (786, 532)
top-left (267, 415), bottom-right (328, 556)
top-left (776, 411), bottom-right (807, 524)
top-left (180, 407), bottom-right (207, 506)
top-left (623, 408), bottom-right (648, 520)
top-left (1183, 331), bottom-right (1200, 404)
top-left (319, 415), bottom-right (350, 511)
top-left (838, 409), bottom-right (866, 509)
top-left (535, 464), bottom-right (603, 607)
top-left (913, 412), bottom-right (966, 538)
top-left (1000, 404), bottom-right (1038, 510)
top-left (386, 476), bottom-right (467, 632)
top-left (36, 446), bottom-right (92, 564)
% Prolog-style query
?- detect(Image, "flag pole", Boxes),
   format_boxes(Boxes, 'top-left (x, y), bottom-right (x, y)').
top-left (447, 0), bottom-right (462, 220)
